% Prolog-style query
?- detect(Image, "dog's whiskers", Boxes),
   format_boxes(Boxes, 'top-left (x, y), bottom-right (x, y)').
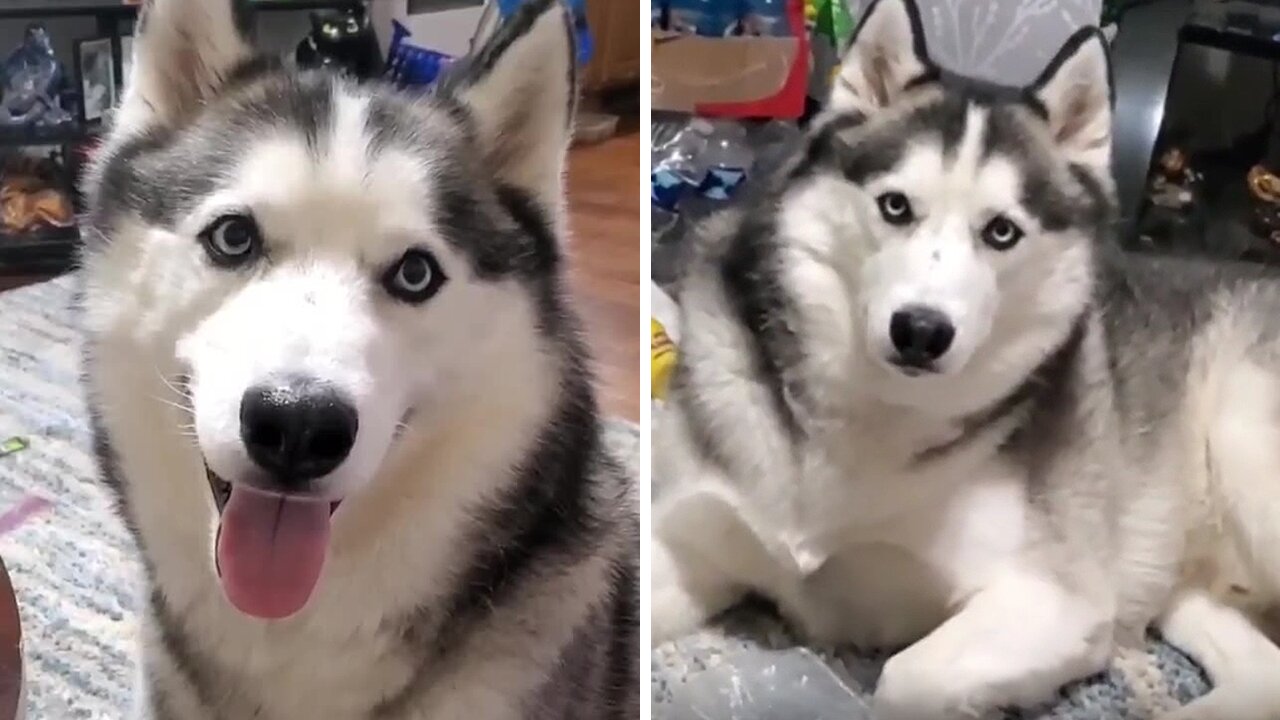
top-left (150, 395), bottom-right (195, 416)
top-left (154, 368), bottom-right (193, 401)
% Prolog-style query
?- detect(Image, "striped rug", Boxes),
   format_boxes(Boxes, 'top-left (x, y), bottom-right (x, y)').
top-left (0, 274), bottom-right (639, 718)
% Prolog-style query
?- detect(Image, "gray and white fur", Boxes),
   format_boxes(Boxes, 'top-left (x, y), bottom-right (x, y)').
top-left (653, 1), bottom-right (1280, 718)
top-left (80, 0), bottom-right (637, 717)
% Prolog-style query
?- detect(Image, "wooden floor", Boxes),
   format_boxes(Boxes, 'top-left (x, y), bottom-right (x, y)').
top-left (566, 132), bottom-right (641, 422)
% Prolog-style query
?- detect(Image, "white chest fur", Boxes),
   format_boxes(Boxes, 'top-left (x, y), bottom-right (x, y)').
top-left (759, 418), bottom-right (1032, 650)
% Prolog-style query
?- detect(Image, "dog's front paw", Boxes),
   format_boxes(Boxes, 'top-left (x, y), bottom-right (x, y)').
top-left (873, 653), bottom-right (995, 720)
top-left (650, 539), bottom-right (743, 646)
top-left (651, 580), bottom-right (708, 645)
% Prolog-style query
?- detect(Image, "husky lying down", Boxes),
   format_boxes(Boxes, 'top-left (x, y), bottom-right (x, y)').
top-left (653, 1), bottom-right (1280, 718)
top-left (80, 0), bottom-right (637, 717)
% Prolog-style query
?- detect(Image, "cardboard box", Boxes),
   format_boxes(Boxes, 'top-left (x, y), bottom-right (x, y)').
top-left (650, 0), bottom-right (810, 119)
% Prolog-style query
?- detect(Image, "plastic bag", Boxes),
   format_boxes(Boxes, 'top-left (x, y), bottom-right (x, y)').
top-left (652, 118), bottom-right (755, 211)
top-left (742, 0), bottom-right (790, 36)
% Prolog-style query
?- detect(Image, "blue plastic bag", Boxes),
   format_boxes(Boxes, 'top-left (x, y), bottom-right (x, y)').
top-left (497, 0), bottom-right (594, 65)
top-left (667, 0), bottom-right (744, 36)
top-left (742, 0), bottom-right (789, 36)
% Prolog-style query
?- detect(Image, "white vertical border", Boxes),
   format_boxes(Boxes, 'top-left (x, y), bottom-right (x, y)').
top-left (638, 0), bottom-right (653, 715)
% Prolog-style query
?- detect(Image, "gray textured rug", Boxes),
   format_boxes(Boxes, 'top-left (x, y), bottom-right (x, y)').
top-left (0, 275), bottom-right (639, 718)
top-left (652, 606), bottom-right (1210, 720)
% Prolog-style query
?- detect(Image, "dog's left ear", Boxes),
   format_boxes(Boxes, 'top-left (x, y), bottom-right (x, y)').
top-left (117, 0), bottom-right (256, 132)
top-left (830, 0), bottom-right (934, 116)
top-left (1029, 28), bottom-right (1113, 171)
top-left (439, 0), bottom-right (577, 210)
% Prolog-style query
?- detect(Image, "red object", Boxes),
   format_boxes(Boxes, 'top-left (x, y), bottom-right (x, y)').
top-left (695, 0), bottom-right (810, 120)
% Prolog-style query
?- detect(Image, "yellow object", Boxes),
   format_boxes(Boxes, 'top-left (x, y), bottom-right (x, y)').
top-left (0, 437), bottom-right (27, 457)
top-left (652, 318), bottom-right (677, 400)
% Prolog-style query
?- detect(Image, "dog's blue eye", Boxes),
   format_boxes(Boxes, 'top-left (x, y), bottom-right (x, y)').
top-left (876, 192), bottom-right (914, 225)
top-left (384, 249), bottom-right (447, 303)
top-left (200, 214), bottom-right (261, 267)
top-left (982, 215), bottom-right (1024, 251)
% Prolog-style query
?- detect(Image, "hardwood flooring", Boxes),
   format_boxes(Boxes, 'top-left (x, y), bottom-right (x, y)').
top-left (566, 131), bottom-right (642, 422)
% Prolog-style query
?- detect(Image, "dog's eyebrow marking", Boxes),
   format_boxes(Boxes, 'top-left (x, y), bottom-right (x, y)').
top-left (950, 103), bottom-right (988, 179)
top-left (325, 91), bottom-right (372, 184)
top-left (837, 127), bottom-right (908, 186)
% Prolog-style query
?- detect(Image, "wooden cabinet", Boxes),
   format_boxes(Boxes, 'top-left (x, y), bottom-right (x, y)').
top-left (582, 0), bottom-right (640, 90)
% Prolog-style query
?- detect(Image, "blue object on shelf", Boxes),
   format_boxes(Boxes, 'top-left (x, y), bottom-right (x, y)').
top-left (742, 0), bottom-right (788, 36)
top-left (497, 0), bottom-right (593, 65)
top-left (668, 0), bottom-right (743, 37)
top-left (0, 23), bottom-right (72, 128)
top-left (384, 20), bottom-right (455, 89)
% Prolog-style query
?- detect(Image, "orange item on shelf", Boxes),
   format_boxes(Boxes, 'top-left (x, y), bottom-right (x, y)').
top-left (0, 156), bottom-right (74, 235)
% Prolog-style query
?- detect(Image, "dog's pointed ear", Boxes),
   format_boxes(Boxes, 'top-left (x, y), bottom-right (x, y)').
top-left (438, 0), bottom-right (577, 210)
top-left (830, 0), bottom-right (934, 116)
top-left (1029, 28), bottom-right (1113, 170)
top-left (117, 0), bottom-right (255, 131)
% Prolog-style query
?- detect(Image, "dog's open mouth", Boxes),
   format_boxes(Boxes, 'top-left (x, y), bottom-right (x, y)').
top-left (889, 358), bottom-right (940, 377)
top-left (206, 465), bottom-right (341, 621)
top-left (205, 466), bottom-right (340, 516)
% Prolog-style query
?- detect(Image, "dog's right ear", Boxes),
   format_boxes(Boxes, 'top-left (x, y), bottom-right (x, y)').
top-left (1028, 28), bottom-right (1113, 172)
top-left (116, 0), bottom-right (255, 132)
top-left (437, 0), bottom-right (577, 213)
top-left (829, 0), bottom-right (935, 117)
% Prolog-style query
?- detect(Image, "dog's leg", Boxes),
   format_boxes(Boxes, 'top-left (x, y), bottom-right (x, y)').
top-left (135, 625), bottom-right (217, 720)
top-left (136, 661), bottom-right (209, 720)
top-left (651, 534), bottom-right (744, 644)
top-left (872, 569), bottom-right (1112, 720)
top-left (653, 479), bottom-right (861, 645)
top-left (1156, 590), bottom-right (1280, 720)
top-left (1205, 360), bottom-right (1280, 594)
top-left (651, 479), bottom-right (800, 644)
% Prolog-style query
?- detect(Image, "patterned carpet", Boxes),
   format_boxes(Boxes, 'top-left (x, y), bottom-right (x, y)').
top-left (652, 607), bottom-right (1212, 720)
top-left (0, 275), bottom-right (640, 718)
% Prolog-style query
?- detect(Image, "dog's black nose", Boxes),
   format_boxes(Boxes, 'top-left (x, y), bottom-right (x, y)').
top-left (240, 378), bottom-right (358, 486)
top-left (890, 306), bottom-right (955, 365)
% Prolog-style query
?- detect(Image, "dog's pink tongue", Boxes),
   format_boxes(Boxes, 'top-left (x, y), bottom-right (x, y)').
top-left (216, 487), bottom-right (330, 620)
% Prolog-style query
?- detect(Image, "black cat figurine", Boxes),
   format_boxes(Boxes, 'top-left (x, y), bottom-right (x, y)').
top-left (296, 6), bottom-right (383, 80)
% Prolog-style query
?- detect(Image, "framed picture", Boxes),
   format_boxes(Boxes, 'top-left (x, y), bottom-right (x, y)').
top-left (119, 36), bottom-right (134, 95)
top-left (74, 37), bottom-right (116, 124)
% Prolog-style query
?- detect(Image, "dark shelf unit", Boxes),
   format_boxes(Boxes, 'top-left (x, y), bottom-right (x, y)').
top-left (1112, 0), bottom-right (1280, 263)
top-left (0, 122), bottom-right (93, 147)
top-left (0, 225), bottom-right (80, 274)
top-left (0, 0), bottom-right (361, 19)
top-left (0, 0), bottom-right (364, 277)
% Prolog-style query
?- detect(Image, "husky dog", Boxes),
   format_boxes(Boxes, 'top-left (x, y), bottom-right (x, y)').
top-left (653, 1), bottom-right (1280, 718)
top-left (79, 0), bottom-right (637, 717)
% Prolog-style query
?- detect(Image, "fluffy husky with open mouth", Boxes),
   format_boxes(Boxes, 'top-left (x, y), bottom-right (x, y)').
top-left (654, 0), bottom-right (1280, 718)
top-left (80, 0), bottom-right (637, 717)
